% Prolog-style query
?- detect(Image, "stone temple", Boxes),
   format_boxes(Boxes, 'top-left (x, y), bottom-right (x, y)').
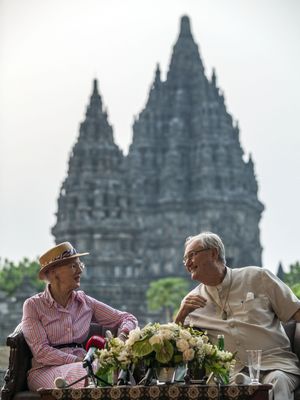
top-left (52, 16), bottom-right (264, 324)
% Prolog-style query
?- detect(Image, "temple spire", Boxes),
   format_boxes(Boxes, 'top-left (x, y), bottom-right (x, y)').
top-left (154, 63), bottom-right (161, 85)
top-left (92, 78), bottom-right (99, 95)
top-left (167, 14), bottom-right (204, 87)
top-left (86, 78), bottom-right (103, 118)
top-left (276, 262), bottom-right (285, 281)
top-left (211, 68), bottom-right (217, 87)
top-left (179, 15), bottom-right (192, 38)
top-left (145, 63), bottom-right (162, 108)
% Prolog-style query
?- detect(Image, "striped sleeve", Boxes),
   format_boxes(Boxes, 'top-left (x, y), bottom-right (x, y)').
top-left (84, 294), bottom-right (138, 334)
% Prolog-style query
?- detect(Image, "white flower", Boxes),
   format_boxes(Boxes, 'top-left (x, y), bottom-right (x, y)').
top-left (176, 339), bottom-right (189, 352)
top-left (179, 330), bottom-right (192, 340)
top-left (160, 323), bottom-right (178, 331)
top-left (117, 349), bottom-right (131, 363)
top-left (202, 334), bottom-right (209, 343)
top-left (159, 329), bottom-right (174, 340)
top-left (188, 337), bottom-right (198, 347)
top-left (149, 333), bottom-right (164, 345)
top-left (126, 328), bottom-right (142, 345)
top-left (203, 343), bottom-right (214, 355)
top-left (183, 348), bottom-right (195, 362)
top-left (113, 337), bottom-right (123, 346)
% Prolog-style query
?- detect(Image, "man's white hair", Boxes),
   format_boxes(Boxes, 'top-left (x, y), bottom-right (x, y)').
top-left (185, 232), bottom-right (226, 264)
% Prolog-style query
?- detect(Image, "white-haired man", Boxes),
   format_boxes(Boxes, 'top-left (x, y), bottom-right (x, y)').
top-left (175, 232), bottom-right (300, 400)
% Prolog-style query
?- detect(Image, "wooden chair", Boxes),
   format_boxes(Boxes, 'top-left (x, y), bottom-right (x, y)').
top-left (0, 323), bottom-right (117, 400)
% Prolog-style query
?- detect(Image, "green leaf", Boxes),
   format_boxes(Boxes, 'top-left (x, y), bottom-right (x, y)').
top-left (153, 340), bottom-right (174, 364)
top-left (95, 368), bottom-right (113, 386)
top-left (132, 339), bottom-right (153, 357)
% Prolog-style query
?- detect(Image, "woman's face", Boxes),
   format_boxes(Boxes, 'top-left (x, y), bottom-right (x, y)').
top-left (49, 257), bottom-right (85, 291)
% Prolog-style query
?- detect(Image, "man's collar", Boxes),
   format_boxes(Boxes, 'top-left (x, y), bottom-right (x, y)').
top-left (216, 266), bottom-right (230, 291)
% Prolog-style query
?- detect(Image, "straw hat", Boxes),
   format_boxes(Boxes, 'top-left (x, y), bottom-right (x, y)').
top-left (39, 242), bottom-right (89, 280)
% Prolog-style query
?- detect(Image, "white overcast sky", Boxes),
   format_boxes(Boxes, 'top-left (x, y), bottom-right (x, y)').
top-left (0, 0), bottom-right (299, 274)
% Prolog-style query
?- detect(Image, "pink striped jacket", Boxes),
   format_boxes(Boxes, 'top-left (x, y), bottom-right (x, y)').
top-left (22, 285), bottom-right (138, 371)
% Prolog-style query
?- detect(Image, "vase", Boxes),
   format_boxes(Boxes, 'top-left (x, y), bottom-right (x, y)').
top-left (155, 366), bottom-right (176, 384)
top-left (184, 363), bottom-right (206, 384)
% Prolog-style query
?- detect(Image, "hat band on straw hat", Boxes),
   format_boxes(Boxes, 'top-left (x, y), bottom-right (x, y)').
top-left (41, 246), bottom-right (79, 268)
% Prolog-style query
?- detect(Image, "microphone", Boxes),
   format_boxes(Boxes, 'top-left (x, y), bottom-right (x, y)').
top-left (105, 330), bottom-right (113, 340)
top-left (54, 375), bottom-right (88, 388)
top-left (54, 377), bottom-right (68, 388)
top-left (82, 335), bottom-right (106, 369)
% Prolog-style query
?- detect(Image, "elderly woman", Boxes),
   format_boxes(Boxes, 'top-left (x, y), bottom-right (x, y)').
top-left (22, 242), bottom-right (138, 391)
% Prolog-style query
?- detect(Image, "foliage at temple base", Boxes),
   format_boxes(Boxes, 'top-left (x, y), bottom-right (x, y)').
top-left (0, 258), bottom-right (44, 295)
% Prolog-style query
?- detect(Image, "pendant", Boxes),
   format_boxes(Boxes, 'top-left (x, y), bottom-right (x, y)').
top-left (222, 310), bottom-right (227, 320)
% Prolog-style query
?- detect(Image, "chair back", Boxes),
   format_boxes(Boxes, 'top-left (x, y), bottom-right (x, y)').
top-left (283, 320), bottom-right (300, 359)
top-left (283, 321), bottom-right (300, 400)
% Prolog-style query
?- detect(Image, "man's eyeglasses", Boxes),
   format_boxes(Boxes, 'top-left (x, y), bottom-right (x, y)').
top-left (182, 248), bottom-right (210, 265)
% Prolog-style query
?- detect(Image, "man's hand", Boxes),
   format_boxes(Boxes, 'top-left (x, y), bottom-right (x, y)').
top-left (174, 294), bottom-right (207, 325)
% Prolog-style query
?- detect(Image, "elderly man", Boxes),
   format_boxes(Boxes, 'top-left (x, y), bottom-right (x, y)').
top-left (175, 232), bottom-right (300, 400)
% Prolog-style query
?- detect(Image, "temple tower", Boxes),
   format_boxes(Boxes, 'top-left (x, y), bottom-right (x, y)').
top-left (53, 16), bottom-right (264, 323)
top-left (52, 80), bottom-right (145, 315)
top-left (127, 16), bottom-right (264, 277)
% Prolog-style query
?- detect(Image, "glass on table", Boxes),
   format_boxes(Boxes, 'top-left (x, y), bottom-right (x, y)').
top-left (246, 349), bottom-right (262, 385)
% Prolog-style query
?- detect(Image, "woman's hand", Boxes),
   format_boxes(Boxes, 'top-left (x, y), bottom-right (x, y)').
top-left (118, 332), bottom-right (128, 342)
top-left (174, 294), bottom-right (207, 324)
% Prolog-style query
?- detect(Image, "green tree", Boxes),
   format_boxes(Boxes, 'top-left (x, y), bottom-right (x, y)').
top-left (146, 277), bottom-right (189, 322)
top-left (0, 257), bottom-right (45, 295)
top-left (290, 283), bottom-right (300, 298)
top-left (283, 261), bottom-right (300, 298)
top-left (284, 261), bottom-right (300, 287)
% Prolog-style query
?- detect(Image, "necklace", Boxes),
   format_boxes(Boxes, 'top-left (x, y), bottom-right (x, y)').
top-left (219, 268), bottom-right (233, 320)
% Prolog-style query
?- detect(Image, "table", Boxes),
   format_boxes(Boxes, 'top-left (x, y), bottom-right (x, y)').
top-left (39, 384), bottom-right (273, 400)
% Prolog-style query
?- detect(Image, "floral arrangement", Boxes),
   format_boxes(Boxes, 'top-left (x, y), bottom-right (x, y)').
top-left (95, 323), bottom-right (235, 384)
